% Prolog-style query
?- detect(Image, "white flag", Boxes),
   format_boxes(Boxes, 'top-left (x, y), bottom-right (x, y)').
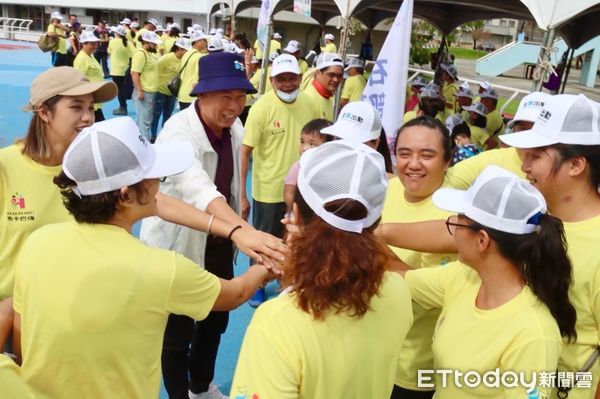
top-left (256, 0), bottom-right (271, 53)
top-left (293, 0), bottom-right (311, 17)
top-left (361, 0), bottom-right (414, 150)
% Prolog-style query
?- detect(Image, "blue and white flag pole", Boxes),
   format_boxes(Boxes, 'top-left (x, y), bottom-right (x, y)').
top-left (361, 0), bottom-right (414, 153)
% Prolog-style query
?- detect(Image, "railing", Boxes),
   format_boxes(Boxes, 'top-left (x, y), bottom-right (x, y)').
top-left (0, 18), bottom-right (34, 40)
top-left (407, 67), bottom-right (531, 115)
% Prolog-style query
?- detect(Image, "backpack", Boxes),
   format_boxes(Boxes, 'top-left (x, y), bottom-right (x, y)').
top-left (38, 33), bottom-right (58, 52)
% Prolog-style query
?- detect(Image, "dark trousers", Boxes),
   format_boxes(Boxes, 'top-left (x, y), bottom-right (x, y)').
top-left (162, 236), bottom-right (234, 398)
top-left (94, 50), bottom-right (109, 77)
top-left (179, 101), bottom-right (191, 110)
top-left (252, 199), bottom-right (286, 238)
top-left (390, 385), bottom-right (434, 399)
top-left (94, 109), bottom-right (105, 122)
top-left (151, 92), bottom-right (177, 138)
top-left (111, 75), bottom-right (128, 109)
top-left (52, 52), bottom-right (68, 67)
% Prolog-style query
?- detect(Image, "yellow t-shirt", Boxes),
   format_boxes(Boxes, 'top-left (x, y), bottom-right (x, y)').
top-left (157, 52), bottom-right (181, 96)
top-left (135, 27), bottom-right (148, 48)
top-left (442, 81), bottom-right (458, 118)
top-left (46, 23), bottom-right (66, 54)
top-left (249, 66), bottom-right (273, 93)
top-left (177, 49), bottom-right (207, 103)
top-left (406, 262), bottom-right (562, 399)
top-left (0, 144), bottom-right (70, 299)
top-left (297, 58), bottom-right (309, 74)
top-left (231, 272), bottom-right (413, 399)
top-left (486, 108), bottom-right (504, 136)
top-left (555, 215), bottom-right (600, 399)
top-left (125, 27), bottom-right (135, 42)
top-left (73, 51), bottom-right (104, 110)
top-left (445, 147), bottom-right (524, 190)
top-left (243, 90), bottom-right (319, 203)
top-left (254, 39), bottom-right (281, 60)
top-left (382, 177), bottom-right (456, 390)
top-left (0, 354), bottom-right (39, 399)
top-left (468, 124), bottom-right (491, 148)
top-left (341, 74), bottom-right (366, 102)
top-left (13, 221), bottom-right (221, 399)
top-left (108, 37), bottom-right (134, 77)
top-left (320, 42), bottom-right (337, 53)
top-left (163, 36), bottom-right (177, 54)
top-left (131, 48), bottom-right (159, 93)
top-left (403, 109), bottom-right (445, 124)
top-left (302, 82), bottom-right (334, 121)
top-left (300, 68), bottom-right (316, 91)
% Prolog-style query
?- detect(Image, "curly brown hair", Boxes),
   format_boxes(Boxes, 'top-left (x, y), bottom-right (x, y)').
top-left (281, 192), bottom-right (388, 320)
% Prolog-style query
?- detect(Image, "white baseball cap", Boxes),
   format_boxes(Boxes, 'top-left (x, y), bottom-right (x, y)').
top-left (440, 63), bottom-right (458, 80)
top-left (316, 52), bottom-right (343, 70)
top-left (271, 54), bottom-right (300, 76)
top-left (283, 40), bottom-right (301, 54)
top-left (273, 32), bottom-right (282, 39)
top-left (298, 140), bottom-right (388, 233)
top-left (148, 18), bottom-right (159, 28)
top-left (345, 57), bottom-right (365, 71)
top-left (169, 22), bottom-right (181, 30)
top-left (410, 76), bottom-right (429, 88)
top-left (479, 81), bottom-right (492, 91)
top-left (324, 33), bottom-right (335, 41)
top-left (433, 166), bottom-right (547, 234)
top-left (130, 22), bottom-right (140, 29)
top-left (175, 37), bottom-right (192, 51)
top-left (156, 25), bottom-right (166, 33)
top-left (79, 31), bottom-right (100, 44)
top-left (500, 94), bottom-right (600, 148)
top-left (208, 36), bottom-right (224, 52)
top-left (419, 86), bottom-right (440, 100)
top-left (140, 31), bottom-right (161, 45)
top-left (321, 101), bottom-right (382, 143)
top-left (62, 117), bottom-right (194, 196)
top-left (111, 26), bottom-right (127, 37)
top-left (209, 28), bottom-right (217, 35)
top-left (120, 18), bottom-right (132, 25)
top-left (480, 88), bottom-right (499, 100)
top-left (193, 24), bottom-right (204, 32)
top-left (445, 114), bottom-right (465, 133)
top-left (50, 11), bottom-right (63, 20)
top-left (268, 52), bottom-right (279, 62)
top-left (508, 91), bottom-right (552, 127)
top-left (454, 85), bottom-right (473, 98)
top-left (190, 30), bottom-right (208, 43)
top-left (463, 102), bottom-right (488, 117)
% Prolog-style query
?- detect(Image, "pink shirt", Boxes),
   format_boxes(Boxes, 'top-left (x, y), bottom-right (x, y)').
top-left (284, 161), bottom-right (300, 185)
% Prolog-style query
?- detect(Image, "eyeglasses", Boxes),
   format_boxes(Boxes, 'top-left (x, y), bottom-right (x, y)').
top-left (445, 215), bottom-right (478, 236)
top-left (158, 177), bottom-right (167, 183)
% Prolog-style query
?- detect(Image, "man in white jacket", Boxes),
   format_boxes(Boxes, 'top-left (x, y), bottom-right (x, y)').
top-left (141, 52), bottom-right (269, 399)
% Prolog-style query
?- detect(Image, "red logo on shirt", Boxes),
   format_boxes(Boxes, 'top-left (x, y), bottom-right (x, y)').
top-left (10, 193), bottom-right (25, 209)
top-left (274, 120), bottom-right (281, 128)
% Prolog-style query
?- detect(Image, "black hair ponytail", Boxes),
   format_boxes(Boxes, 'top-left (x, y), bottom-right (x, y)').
top-left (478, 214), bottom-right (577, 341)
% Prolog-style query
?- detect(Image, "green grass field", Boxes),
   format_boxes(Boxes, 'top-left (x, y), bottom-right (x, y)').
top-left (498, 97), bottom-right (520, 116)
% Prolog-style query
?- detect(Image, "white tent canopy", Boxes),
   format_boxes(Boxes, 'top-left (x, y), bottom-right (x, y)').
top-left (210, 0), bottom-right (600, 49)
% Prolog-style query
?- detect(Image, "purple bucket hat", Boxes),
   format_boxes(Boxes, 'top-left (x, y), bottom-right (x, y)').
top-left (190, 52), bottom-right (257, 96)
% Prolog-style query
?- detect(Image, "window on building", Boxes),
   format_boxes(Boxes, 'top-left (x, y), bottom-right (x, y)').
top-left (182, 18), bottom-right (192, 30)
top-left (499, 19), bottom-right (507, 26)
top-left (508, 20), bottom-right (516, 28)
top-left (165, 16), bottom-right (173, 24)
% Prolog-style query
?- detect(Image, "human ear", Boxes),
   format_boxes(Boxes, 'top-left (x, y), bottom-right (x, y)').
top-left (37, 105), bottom-right (51, 123)
top-left (568, 156), bottom-right (587, 179)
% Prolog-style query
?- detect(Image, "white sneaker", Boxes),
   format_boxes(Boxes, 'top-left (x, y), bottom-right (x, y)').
top-left (188, 383), bottom-right (229, 399)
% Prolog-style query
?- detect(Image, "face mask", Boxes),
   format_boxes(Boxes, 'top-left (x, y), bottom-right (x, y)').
top-left (275, 89), bottom-right (299, 103)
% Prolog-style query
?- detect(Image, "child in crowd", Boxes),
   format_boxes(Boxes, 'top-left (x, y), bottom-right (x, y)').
top-left (284, 119), bottom-right (333, 213)
top-left (446, 114), bottom-right (481, 166)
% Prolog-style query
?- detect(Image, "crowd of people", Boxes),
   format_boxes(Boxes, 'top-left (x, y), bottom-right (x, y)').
top-left (1, 11), bottom-right (599, 399)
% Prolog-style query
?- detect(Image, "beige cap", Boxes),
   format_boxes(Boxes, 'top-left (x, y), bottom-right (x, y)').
top-left (24, 67), bottom-right (117, 111)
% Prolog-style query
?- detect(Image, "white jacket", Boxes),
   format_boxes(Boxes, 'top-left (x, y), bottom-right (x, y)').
top-left (140, 100), bottom-right (243, 265)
